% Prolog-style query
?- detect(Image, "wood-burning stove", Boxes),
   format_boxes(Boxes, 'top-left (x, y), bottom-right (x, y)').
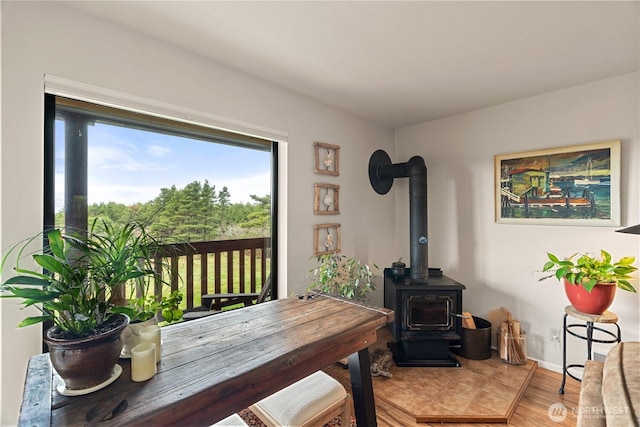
top-left (369, 150), bottom-right (466, 366)
top-left (384, 268), bottom-right (466, 367)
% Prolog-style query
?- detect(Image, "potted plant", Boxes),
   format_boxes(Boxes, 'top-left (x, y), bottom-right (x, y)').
top-left (308, 252), bottom-right (377, 302)
top-left (0, 227), bottom-right (131, 393)
top-left (0, 220), bottom-right (170, 393)
top-left (116, 290), bottom-right (184, 356)
top-left (117, 291), bottom-right (184, 324)
top-left (159, 290), bottom-right (184, 324)
top-left (541, 250), bottom-right (637, 314)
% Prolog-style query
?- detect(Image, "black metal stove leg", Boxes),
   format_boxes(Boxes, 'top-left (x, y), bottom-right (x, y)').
top-left (348, 348), bottom-right (377, 427)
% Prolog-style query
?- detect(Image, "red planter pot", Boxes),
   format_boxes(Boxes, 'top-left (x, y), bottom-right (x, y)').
top-left (563, 278), bottom-right (617, 315)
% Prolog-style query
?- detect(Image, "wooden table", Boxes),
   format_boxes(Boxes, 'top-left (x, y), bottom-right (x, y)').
top-left (19, 294), bottom-right (393, 426)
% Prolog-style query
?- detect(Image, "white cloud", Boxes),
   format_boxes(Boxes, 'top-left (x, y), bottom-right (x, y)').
top-left (88, 184), bottom-right (163, 206)
top-left (225, 172), bottom-right (271, 203)
top-left (89, 145), bottom-right (172, 173)
top-left (147, 145), bottom-right (170, 157)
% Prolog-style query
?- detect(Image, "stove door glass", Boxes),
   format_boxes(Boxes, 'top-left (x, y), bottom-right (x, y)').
top-left (405, 294), bottom-right (454, 331)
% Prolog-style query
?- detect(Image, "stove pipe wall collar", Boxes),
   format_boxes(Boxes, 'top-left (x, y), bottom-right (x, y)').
top-left (369, 150), bottom-right (429, 281)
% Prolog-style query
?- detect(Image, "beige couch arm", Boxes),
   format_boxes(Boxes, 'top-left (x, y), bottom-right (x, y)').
top-left (578, 341), bottom-right (640, 426)
top-left (602, 341), bottom-right (639, 426)
top-left (577, 360), bottom-right (606, 427)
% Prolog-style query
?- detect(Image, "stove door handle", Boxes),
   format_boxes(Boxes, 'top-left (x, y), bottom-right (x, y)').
top-left (451, 313), bottom-right (470, 319)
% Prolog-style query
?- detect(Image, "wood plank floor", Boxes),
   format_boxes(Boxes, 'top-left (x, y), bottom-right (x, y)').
top-left (326, 359), bottom-right (581, 426)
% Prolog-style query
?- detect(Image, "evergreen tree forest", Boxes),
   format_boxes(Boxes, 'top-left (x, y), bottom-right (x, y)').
top-left (55, 180), bottom-right (270, 243)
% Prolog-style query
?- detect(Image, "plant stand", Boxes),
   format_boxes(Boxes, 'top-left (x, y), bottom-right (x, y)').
top-left (559, 305), bottom-right (620, 394)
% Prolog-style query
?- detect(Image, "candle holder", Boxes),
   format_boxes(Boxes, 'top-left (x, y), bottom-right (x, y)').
top-left (131, 343), bottom-right (157, 382)
top-left (140, 325), bottom-right (162, 363)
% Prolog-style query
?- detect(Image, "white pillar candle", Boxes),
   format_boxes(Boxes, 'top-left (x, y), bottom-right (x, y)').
top-left (139, 324), bottom-right (161, 363)
top-left (131, 342), bottom-right (157, 382)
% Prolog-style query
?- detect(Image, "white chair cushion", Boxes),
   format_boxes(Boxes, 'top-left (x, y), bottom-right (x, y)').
top-left (211, 413), bottom-right (248, 426)
top-left (254, 371), bottom-right (347, 426)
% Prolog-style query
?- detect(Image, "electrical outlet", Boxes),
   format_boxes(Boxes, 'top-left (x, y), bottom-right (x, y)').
top-left (550, 328), bottom-right (562, 343)
top-left (594, 352), bottom-right (607, 362)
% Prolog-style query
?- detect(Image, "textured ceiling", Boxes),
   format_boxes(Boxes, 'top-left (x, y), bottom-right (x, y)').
top-left (62, 1), bottom-right (640, 128)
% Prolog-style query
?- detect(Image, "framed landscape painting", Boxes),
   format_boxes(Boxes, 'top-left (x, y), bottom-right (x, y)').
top-left (494, 140), bottom-right (620, 226)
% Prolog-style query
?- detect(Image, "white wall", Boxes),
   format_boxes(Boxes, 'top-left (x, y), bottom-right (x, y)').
top-left (3, 1), bottom-right (638, 424)
top-left (0, 2), bottom-right (395, 424)
top-left (395, 72), bottom-right (640, 371)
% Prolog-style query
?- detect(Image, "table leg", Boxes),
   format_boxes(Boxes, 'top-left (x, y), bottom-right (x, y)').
top-left (348, 348), bottom-right (377, 427)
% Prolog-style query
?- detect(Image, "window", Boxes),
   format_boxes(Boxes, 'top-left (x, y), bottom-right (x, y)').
top-left (44, 94), bottom-right (277, 305)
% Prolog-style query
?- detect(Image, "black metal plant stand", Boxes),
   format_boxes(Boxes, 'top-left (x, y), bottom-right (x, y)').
top-left (559, 305), bottom-right (620, 394)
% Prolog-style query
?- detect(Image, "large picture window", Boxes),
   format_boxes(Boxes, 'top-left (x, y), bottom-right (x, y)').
top-left (44, 94), bottom-right (277, 308)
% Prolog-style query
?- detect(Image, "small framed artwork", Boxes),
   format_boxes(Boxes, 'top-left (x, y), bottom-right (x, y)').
top-left (314, 183), bottom-right (340, 215)
top-left (314, 142), bottom-right (340, 176)
top-left (494, 140), bottom-right (620, 226)
top-left (314, 223), bottom-right (341, 255)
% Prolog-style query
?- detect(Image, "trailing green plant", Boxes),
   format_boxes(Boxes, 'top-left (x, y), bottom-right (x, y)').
top-left (115, 290), bottom-right (184, 323)
top-left (308, 252), bottom-right (377, 302)
top-left (541, 250), bottom-right (637, 293)
top-left (114, 294), bottom-right (160, 322)
top-left (160, 290), bottom-right (184, 323)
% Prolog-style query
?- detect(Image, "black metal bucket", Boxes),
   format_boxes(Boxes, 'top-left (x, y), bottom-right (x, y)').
top-left (452, 316), bottom-right (492, 360)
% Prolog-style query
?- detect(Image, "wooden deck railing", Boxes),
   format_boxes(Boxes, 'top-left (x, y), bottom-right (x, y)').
top-left (153, 237), bottom-right (271, 310)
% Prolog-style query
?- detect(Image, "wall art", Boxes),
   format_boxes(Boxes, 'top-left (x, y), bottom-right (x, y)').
top-left (314, 183), bottom-right (340, 215)
top-left (314, 223), bottom-right (341, 255)
top-left (494, 140), bottom-right (620, 226)
top-left (314, 142), bottom-right (340, 176)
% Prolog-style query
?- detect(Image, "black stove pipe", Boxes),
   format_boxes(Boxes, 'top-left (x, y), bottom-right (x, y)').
top-left (369, 150), bottom-right (429, 281)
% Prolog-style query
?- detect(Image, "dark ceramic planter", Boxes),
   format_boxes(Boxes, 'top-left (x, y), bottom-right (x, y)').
top-left (43, 314), bottom-right (129, 391)
top-left (563, 279), bottom-right (617, 315)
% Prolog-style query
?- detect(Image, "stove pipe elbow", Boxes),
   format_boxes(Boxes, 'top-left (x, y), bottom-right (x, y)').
top-left (369, 151), bottom-right (429, 281)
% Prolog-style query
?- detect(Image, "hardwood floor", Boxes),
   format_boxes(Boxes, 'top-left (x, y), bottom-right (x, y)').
top-left (327, 363), bottom-right (581, 426)
top-left (506, 367), bottom-right (581, 427)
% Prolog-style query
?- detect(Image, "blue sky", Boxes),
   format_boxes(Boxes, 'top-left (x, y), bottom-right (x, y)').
top-left (55, 121), bottom-right (271, 211)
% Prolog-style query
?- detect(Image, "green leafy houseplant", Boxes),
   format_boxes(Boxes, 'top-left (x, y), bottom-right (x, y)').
top-left (308, 252), bottom-right (377, 302)
top-left (0, 219), bottom-right (179, 391)
top-left (160, 290), bottom-right (184, 323)
top-left (117, 291), bottom-right (183, 324)
top-left (0, 228), bottom-right (127, 337)
top-left (1, 223), bottom-right (161, 337)
top-left (541, 250), bottom-right (637, 293)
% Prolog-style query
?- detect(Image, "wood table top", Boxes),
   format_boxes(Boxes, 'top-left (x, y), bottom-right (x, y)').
top-left (20, 294), bottom-right (393, 426)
